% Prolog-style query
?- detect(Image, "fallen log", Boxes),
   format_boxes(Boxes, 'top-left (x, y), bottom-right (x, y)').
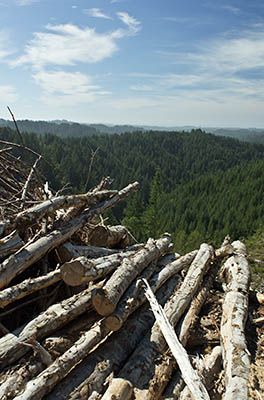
top-left (101, 378), bottom-right (133, 400)
top-left (0, 285), bottom-right (95, 370)
top-left (220, 240), bottom-right (251, 400)
top-left (88, 225), bottom-right (135, 248)
top-left (0, 230), bottom-right (24, 259)
top-left (60, 249), bottom-right (137, 286)
top-left (0, 269), bottom-right (61, 308)
top-left (105, 250), bottom-right (197, 331)
top-left (41, 275), bottom-right (180, 400)
top-left (92, 233), bottom-right (172, 316)
top-left (106, 243), bottom-right (214, 396)
top-left (0, 181), bottom-right (139, 289)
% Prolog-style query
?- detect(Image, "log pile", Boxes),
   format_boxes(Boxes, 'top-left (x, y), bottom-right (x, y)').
top-left (0, 141), bottom-right (263, 400)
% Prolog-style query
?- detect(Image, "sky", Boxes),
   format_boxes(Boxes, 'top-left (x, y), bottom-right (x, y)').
top-left (0, 0), bottom-right (264, 128)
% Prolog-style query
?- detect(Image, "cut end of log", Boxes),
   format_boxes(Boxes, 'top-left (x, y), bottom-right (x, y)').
top-left (61, 261), bottom-right (85, 286)
top-left (105, 315), bottom-right (122, 332)
top-left (92, 288), bottom-right (116, 316)
top-left (101, 378), bottom-right (133, 400)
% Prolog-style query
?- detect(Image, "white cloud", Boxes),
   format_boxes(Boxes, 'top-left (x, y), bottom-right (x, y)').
top-left (84, 8), bottom-right (112, 20)
top-left (0, 30), bottom-right (14, 59)
top-left (11, 24), bottom-right (120, 68)
top-left (16, 0), bottom-right (39, 5)
top-left (130, 84), bottom-right (153, 91)
top-left (0, 85), bottom-right (18, 102)
top-left (116, 12), bottom-right (141, 35)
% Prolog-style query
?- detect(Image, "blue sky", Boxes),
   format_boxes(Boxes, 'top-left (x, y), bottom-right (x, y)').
top-left (0, 0), bottom-right (264, 127)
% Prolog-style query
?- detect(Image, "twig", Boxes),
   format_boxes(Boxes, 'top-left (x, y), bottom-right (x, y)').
top-left (7, 106), bottom-right (25, 147)
top-left (85, 146), bottom-right (99, 191)
top-left (21, 155), bottom-right (42, 209)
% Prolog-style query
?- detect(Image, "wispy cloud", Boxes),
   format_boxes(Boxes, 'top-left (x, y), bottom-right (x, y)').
top-left (11, 24), bottom-right (120, 68)
top-left (16, 0), bottom-right (39, 5)
top-left (0, 30), bottom-right (14, 59)
top-left (0, 85), bottom-right (18, 102)
top-left (116, 12), bottom-right (141, 35)
top-left (130, 84), bottom-right (153, 91)
top-left (222, 5), bottom-right (241, 15)
top-left (84, 8), bottom-right (112, 20)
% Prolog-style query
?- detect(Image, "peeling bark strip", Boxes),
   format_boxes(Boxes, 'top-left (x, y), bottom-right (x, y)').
top-left (0, 269), bottom-right (61, 308)
top-left (105, 250), bottom-right (196, 332)
top-left (0, 230), bottom-right (24, 259)
top-left (61, 249), bottom-right (136, 286)
top-left (0, 182), bottom-right (139, 289)
top-left (220, 240), bottom-right (251, 400)
top-left (88, 225), bottom-right (135, 248)
top-left (0, 287), bottom-right (94, 370)
top-left (92, 233), bottom-right (172, 316)
top-left (142, 279), bottom-right (210, 400)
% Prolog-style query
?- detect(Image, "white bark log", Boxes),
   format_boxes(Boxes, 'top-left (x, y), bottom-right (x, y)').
top-left (142, 279), bottom-right (210, 400)
top-left (0, 286), bottom-right (94, 370)
top-left (92, 233), bottom-right (172, 316)
top-left (220, 240), bottom-right (251, 400)
top-left (0, 230), bottom-right (24, 259)
top-left (101, 378), bottom-right (133, 400)
top-left (105, 250), bottom-right (196, 331)
top-left (0, 270), bottom-right (61, 308)
top-left (0, 181), bottom-right (139, 289)
top-left (60, 250), bottom-right (136, 286)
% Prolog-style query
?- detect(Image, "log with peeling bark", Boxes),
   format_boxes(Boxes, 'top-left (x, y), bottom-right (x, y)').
top-left (104, 243), bottom-right (214, 398)
top-left (88, 224), bottom-right (135, 248)
top-left (0, 181), bottom-right (139, 289)
top-left (60, 249), bottom-right (137, 286)
top-left (0, 269), bottom-right (61, 308)
top-left (0, 285), bottom-right (96, 370)
top-left (0, 230), bottom-right (24, 259)
top-left (220, 240), bottom-right (251, 400)
top-left (92, 233), bottom-right (172, 316)
top-left (105, 250), bottom-right (197, 331)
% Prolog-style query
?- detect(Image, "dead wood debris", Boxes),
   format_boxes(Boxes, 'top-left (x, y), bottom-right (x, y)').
top-left (0, 140), bottom-right (263, 400)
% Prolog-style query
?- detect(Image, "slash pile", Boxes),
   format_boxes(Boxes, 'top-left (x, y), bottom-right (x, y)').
top-left (0, 141), bottom-right (263, 400)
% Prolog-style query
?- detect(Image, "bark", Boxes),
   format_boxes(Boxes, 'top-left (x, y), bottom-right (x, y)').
top-left (92, 233), bottom-right (172, 316)
top-left (0, 286), bottom-right (95, 370)
top-left (0, 269), bottom-right (61, 308)
top-left (109, 243), bottom-right (214, 394)
top-left (105, 250), bottom-right (196, 332)
top-left (14, 189), bottom-right (118, 231)
top-left (142, 279), bottom-right (210, 400)
top-left (179, 346), bottom-right (222, 400)
top-left (0, 230), bottom-right (24, 259)
top-left (60, 249), bottom-right (136, 286)
top-left (101, 378), bottom-right (133, 400)
top-left (220, 240), bottom-right (251, 400)
top-left (88, 225), bottom-right (135, 248)
top-left (0, 181), bottom-right (139, 289)
top-left (64, 276), bottom-right (179, 400)
top-left (56, 241), bottom-right (144, 263)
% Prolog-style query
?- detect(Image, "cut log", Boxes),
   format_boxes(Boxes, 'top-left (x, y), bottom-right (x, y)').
top-left (14, 189), bottom-right (118, 231)
top-left (220, 240), bottom-right (251, 400)
top-left (0, 285), bottom-right (95, 370)
top-left (92, 233), bottom-right (172, 316)
top-left (101, 378), bottom-right (133, 400)
top-left (0, 230), bottom-right (24, 259)
top-left (107, 243), bottom-right (214, 395)
top-left (0, 181), bottom-right (139, 289)
top-left (88, 225), bottom-right (135, 248)
top-left (105, 250), bottom-right (197, 331)
top-left (0, 269), bottom-right (61, 308)
top-left (45, 274), bottom-right (180, 400)
top-left (60, 249), bottom-right (136, 286)
top-left (143, 279), bottom-right (210, 400)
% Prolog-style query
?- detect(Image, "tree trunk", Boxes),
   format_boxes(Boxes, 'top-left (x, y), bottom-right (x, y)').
top-left (108, 244), bottom-right (214, 395)
top-left (0, 181), bottom-right (139, 289)
top-left (220, 241), bottom-right (251, 400)
top-left (0, 230), bottom-right (24, 259)
top-left (0, 269), bottom-right (61, 308)
top-left (88, 225), bottom-right (135, 248)
top-left (0, 286), bottom-right (95, 370)
top-left (105, 250), bottom-right (196, 332)
top-left (60, 250), bottom-right (137, 286)
top-left (92, 233), bottom-right (172, 316)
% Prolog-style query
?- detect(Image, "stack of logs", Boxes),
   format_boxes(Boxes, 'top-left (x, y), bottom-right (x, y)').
top-left (0, 141), bottom-right (263, 399)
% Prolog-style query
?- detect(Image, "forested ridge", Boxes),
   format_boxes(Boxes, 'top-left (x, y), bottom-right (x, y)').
top-left (1, 126), bottom-right (264, 252)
